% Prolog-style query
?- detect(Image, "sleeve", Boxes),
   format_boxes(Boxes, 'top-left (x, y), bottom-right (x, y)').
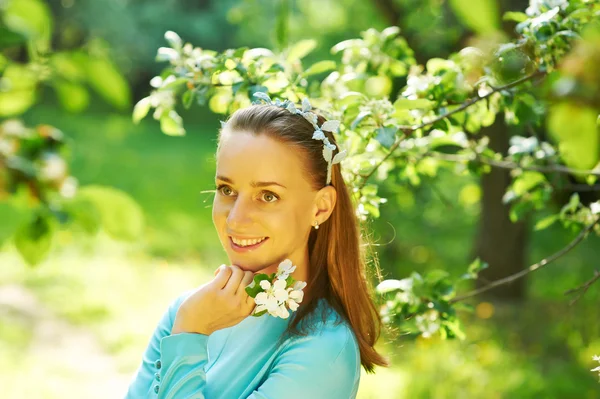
top-left (248, 325), bottom-right (361, 399)
top-left (123, 290), bottom-right (205, 399)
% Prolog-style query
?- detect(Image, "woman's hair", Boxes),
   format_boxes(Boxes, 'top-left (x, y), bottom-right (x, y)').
top-left (218, 103), bottom-right (389, 372)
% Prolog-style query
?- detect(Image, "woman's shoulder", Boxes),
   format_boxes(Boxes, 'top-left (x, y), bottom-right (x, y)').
top-left (283, 298), bottom-right (360, 366)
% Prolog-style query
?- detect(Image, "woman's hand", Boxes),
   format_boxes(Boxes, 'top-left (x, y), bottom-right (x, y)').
top-left (171, 265), bottom-right (256, 336)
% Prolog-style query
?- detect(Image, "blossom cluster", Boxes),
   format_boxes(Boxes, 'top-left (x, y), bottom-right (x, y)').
top-left (245, 259), bottom-right (307, 319)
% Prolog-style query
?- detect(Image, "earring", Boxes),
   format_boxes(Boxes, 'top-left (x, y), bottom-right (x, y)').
top-left (313, 220), bottom-right (319, 230)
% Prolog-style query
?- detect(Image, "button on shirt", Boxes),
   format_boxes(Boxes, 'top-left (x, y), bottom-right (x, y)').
top-left (123, 291), bottom-right (361, 398)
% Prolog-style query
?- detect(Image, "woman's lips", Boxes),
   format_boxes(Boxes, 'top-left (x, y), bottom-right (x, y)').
top-left (229, 237), bottom-right (269, 253)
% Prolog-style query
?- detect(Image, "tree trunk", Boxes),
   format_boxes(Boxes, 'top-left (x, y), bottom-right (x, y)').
top-left (472, 0), bottom-right (531, 300)
top-left (473, 116), bottom-right (529, 300)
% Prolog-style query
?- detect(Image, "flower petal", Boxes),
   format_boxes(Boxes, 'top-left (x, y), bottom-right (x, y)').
top-left (276, 304), bottom-right (290, 319)
top-left (255, 292), bottom-right (268, 304)
top-left (287, 299), bottom-right (299, 311)
top-left (293, 281), bottom-right (307, 291)
top-left (289, 290), bottom-right (304, 302)
top-left (274, 289), bottom-right (289, 302)
top-left (259, 280), bottom-right (271, 290)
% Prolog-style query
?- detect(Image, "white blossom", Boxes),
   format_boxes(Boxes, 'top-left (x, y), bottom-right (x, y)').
top-left (251, 259), bottom-right (306, 319)
top-left (526, 0), bottom-right (569, 16)
top-left (277, 259), bottom-right (296, 279)
top-left (59, 176), bottom-right (78, 198)
top-left (591, 355), bottom-right (600, 379)
top-left (39, 153), bottom-right (67, 182)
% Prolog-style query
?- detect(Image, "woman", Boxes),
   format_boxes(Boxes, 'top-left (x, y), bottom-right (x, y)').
top-left (125, 98), bottom-right (389, 398)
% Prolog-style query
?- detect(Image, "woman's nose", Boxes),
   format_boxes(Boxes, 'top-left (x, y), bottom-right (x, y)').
top-left (226, 196), bottom-right (254, 229)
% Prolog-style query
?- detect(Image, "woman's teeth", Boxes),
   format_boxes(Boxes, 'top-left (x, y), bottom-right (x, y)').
top-left (231, 237), bottom-right (267, 247)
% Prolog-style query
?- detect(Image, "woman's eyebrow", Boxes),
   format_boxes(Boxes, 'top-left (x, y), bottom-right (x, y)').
top-left (216, 175), bottom-right (287, 189)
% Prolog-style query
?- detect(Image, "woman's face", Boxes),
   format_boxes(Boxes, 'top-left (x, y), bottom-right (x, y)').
top-left (212, 130), bottom-right (320, 273)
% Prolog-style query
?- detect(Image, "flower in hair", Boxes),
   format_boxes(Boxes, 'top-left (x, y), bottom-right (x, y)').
top-left (245, 259), bottom-right (307, 319)
top-left (252, 92), bottom-right (347, 185)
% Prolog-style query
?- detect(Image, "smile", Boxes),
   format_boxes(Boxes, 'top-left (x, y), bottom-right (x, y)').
top-left (229, 236), bottom-right (269, 252)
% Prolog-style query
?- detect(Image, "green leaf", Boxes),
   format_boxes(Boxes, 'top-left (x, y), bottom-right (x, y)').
top-left (338, 91), bottom-right (365, 107)
top-left (77, 185), bottom-right (144, 241)
top-left (548, 103), bottom-right (599, 171)
top-left (429, 137), bottom-right (466, 154)
top-left (14, 213), bottom-right (54, 267)
top-left (0, 200), bottom-right (29, 246)
top-left (245, 274), bottom-right (271, 298)
top-left (287, 39), bottom-right (317, 61)
top-left (275, 0), bottom-right (289, 51)
top-left (53, 81), bottom-right (89, 113)
top-left (468, 258), bottom-right (488, 275)
top-left (534, 214), bottom-right (559, 231)
top-left (303, 60), bottom-right (336, 76)
top-left (252, 310), bottom-right (268, 318)
top-left (394, 98), bottom-right (436, 110)
top-left (4, 0), bottom-right (52, 52)
top-left (86, 57), bottom-right (131, 111)
top-left (509, 201), bottom-right (533, 222)
top-left (350, 111), bottom-right (371, 130)
top-left (375, 126), bottom-right (397, 149)
top-left (503, 11), bottom-right (528, 23)
top-left (426, 269), bottom-right (450, 286)
top-left (62, 196), bottom-right (102, 235)
top-left (160, 110), bottom-right (186, 136)
top-left (560, 193), bottom-right (580, 217)
top-left (449, 0), bottom-right (500, 34)
top-left (0, 64), bottom-right (37, 117)
top-left (182, 90), bottom-right (194, 109)
top-left (461, 257), bottom-right (489, 280)
top-left (0, 26), bottom-right (27, 49)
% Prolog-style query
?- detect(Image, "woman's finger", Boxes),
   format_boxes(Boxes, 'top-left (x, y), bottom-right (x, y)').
top-left (211, 265), bottom-right (232, 290)
top-left (223, 265), bottom-right (244, 295)
top-left (236, 271), bottom-right (254, 297)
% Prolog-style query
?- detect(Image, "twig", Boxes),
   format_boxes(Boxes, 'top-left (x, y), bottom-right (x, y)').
top-left (435, 153), bottom-right (600, 177)
top-left (450, 217), bottom-right (600, 303)
top-left (358, 71), bottom-right (546, 189)
top-left (564, 269), bottom-right (600, 306)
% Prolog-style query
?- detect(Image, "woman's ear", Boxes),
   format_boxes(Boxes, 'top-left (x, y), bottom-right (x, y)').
top-left (313, 185), bottom-right (337, 223)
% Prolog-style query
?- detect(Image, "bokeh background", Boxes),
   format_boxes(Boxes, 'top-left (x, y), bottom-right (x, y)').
top-left (1, 0), bottom-right (599, 398)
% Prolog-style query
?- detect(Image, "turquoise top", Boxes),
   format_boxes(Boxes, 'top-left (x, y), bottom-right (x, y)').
top-left (124, 290), bottom-right (361, 398)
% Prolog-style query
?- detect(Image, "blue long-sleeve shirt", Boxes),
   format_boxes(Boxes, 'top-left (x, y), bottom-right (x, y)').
top-left (124, 290), bottom-right (361, 398)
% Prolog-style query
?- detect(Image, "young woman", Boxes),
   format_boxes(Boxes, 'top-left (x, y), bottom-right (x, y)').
top-left (125, 99), bottom-right (389, 398)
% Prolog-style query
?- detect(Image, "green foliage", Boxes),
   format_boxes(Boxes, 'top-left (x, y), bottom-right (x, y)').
top-left (139, 0), bottom-right (600, 341)
top-left (14, 210), bottom-right (54, 266)
top-left (448, 0), bottom-right (500, 34)
top-left (0, 0), bottom-right (138, 265)
top-left (76, 186), bottom-right (144, 242)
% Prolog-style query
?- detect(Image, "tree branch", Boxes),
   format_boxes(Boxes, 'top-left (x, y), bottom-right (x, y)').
top-left (433, 153), bottom-right (600, 177)
top-left (564, 269), bottom-right (600, 306)
top-left (357, 70), bottom-right (547, 189)
top-left (450, 217), bottom-right (600, 303)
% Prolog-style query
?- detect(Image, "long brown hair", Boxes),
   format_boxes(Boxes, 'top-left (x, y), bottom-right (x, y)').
top-left (219, 103), bottom-right (389, 373)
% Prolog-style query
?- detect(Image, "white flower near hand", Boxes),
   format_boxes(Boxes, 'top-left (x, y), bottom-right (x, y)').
top-left (248, 259), bottom-right (306, 319)
top-left (277, 259), bottom-right (296, 280)
top-left (286, 281), bottom-right (307, 311)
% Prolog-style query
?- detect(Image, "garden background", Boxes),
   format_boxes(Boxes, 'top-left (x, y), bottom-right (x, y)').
top-left (1, 0), bottom-right (599, 398)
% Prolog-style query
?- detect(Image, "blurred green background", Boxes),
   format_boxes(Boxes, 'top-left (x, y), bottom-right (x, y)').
top-left (1, 0), bottom-right (599, 398)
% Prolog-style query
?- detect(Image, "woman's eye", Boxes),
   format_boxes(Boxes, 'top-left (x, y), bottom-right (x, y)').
top-left (262, 191), bottom-right (279, 203)
top-left (217, 185), bottom-right (234, 196)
